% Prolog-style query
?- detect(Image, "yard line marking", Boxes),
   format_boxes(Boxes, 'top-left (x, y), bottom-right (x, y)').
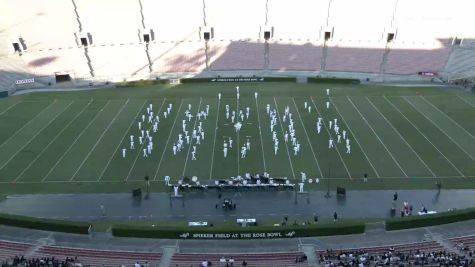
top-left (421, 96), bottom-right (475, 141)
top-left (0, 100), bottom-right (56, 149)
top-left (182, 97), bottom-right (203, 177)
top-left (347, 96), bottom-right (408, 177)
top-left (367, 97), bottom-right (436, 177)
top-left (273, 97), bottom-right (296, 180)
top-left (383, 96), bottom-right (465, 177)
top-left (124, 99), bottom-right (166, 181)
top-left (97, 99), bottom-right (148, 181)
top-left (209, 97), bottom-right (221, 180)
top-left (292, 98), bottom-right (324, 178)
top-left (308, 97), bottom-right (348, 178)
top-left (403, 96), bottom-right (475, 161)
top-left (236, 97), bottom-right (240, 175)
top-left (254, 97), bottom-right (267, 172)
top-left (457, 95), bottom-right (475, 108)
top-left (153, 100), bottom-right (184, 181)
top-left (14, 100), bottom-right (92, 182)
top-left (70, 99), bottom-right (130, 181)
top-left (0, 101), bottom-right (74, 170)
top-left (0, 101), bottom-right (22, 116)
top-left (41, 101), bottom-right (111, 182)
top-left (330, 97), bottom-right (380, 178)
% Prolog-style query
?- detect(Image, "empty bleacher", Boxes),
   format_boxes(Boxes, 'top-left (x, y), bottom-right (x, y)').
top-left (88, 44), bottom-right (149, 78)
top-left (149, 40), bottom-right (206, 73)
top-left (268, 41), bottom-right (322, 71)
top-left (325, 40), bottom-right (385, 73)
top-left (209, 41), bottom-right (264, 70)
top-left (21, 48), bottom-right (90, 78)
top-left (0, 240), bottom-right (32, 263)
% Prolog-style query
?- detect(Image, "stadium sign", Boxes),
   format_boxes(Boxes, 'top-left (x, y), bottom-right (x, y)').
top-left (418, 72), bottom-right (438, 77)
top-left (15, 78), bottom-right (35, 85)
top-left (210, 77), bottom-right (265, 82)
top-left (179, 231), bottom-right (296, 239)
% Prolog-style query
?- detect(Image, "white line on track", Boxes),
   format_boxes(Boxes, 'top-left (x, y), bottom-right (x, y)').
top-left (383, 96), bottom-right (465, 177)
top-left (209, 97), bottom-right (221, 180)
top-left (329, 97), bottom-right (380, 178)
top-left (347, 96), bottom-right (408, 177)
top-left (421, 96), bottom-right (475, 141)
top-left (0, 100), bottom-right (56, 149)
top-left (0, 101), bottom-right (22, 116)
top-left (97, 100), bottom-right (148, 181)
top-left (124, 99), bottom-right (166, 181)
top-left (153, 100), bottom-right (184, 180)
top-left (403, 96), bottom-right (475, 161)
top-left (14, 100), bottom-right (92, 182)
top-left (41, 101), bottom-right (111, 182)
top-left (366, 96), bottom-right (436, 177)
top-left (273, 97), bottom-right (296, 180)
top-left (292, 97), bottom-right (324, 178)
top-left (457, 95), bottom-right (475, 108)
top-left (70, 99), bottom-right (130, 181)
top-left (0, 101), bottom-right (74, 170)
top-left (255, 97), bottom-right (267, 172)
top-left (182, 97), bottom-right (203, 177)
top-left (308, 97), bottom-right (349, 178)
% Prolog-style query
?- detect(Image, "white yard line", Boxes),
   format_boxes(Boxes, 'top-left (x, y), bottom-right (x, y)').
top-left (329, 97), bottom-right (380, 178)
top-left (421, 96), bottom-right (475, 141)
top-left (14, 100), bottom-right (92, 182)
top-left (124, 99), bottom-right (166, 181)
top-left (41, 101), bottom-right (111, 182)
top-left (208, 98), bottom-right (221, 180)
top-left (0, 101), bottom-right (22, 116)
top-left (292, 98), bottom-right (324, 178)
top-left (97, 100), bottom-right (148, 181)
top-left (383, 96), bottom-right (465, 177)
top-left (404, 96), bottom-right (475, 161)
top-left (70, 99), bottom-right (130, 181)
top-left (308, 97), bottom-right (348, 178)
top-left (457, 95), bottom-right (475, 108)
top-left (0, 101), bottom-right (73, 171)
top-left (153, 100), bottom-right (184, 181)
top-left (182, 98), bottom-right (203, 177)
top-left (254, 97), bottom-right (268, 172)
top-left (367, 97), bottom-right (436, 177)
top-left (273, 97), bottom-right (296, 180)
top-left (0, 100), bottom-right (56, 149)
top-left (236, 97), bottom-right (240, 175)
top-left (347, 96), bottom-right (408, 177)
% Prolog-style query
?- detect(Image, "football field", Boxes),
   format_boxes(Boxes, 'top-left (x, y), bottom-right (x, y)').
top-left (0, 82), bottom-right (474, 194)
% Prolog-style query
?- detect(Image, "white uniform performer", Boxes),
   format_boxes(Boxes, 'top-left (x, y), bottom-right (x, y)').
top-left (218, 93), bottom-right (221, 100)
top-left (337, 134), bottom-right (341, 143)
top-left (142, 114), bottom-right (145, 122)
top-left (191, 151), bottom-right (196, 160)
top-left (326, 88), bottom-right (330, 95)
top-left (326, 101), bottom-right (330, 109)
top-left (308, 106), bottom-right (311, 113)
top-left (342, 130), bottom-right (347, 140)
top-left (130, 140), bottom-right (135, 149)
top-left (241, 146), bottom-right (246, 158)
top-left (254, 92), bottom-right (258, 99)
top-left (346, 144), bottom-right (351, 154)
top-left (143, 148), bottom-right (148, 158)
top-left (223, 146), bottom-right (228, 158)
top-left (122, 148), bottom-right (126, 158)
top-left (173, 144), bottom-right (177, 155)
top-left (328, 139), bottom-right (334, 148)
top-left (329, 120), bottom-right (333, 129)
top-left (304, 102), bottom-right (308, 109)
top-left (139, 136), bottom-right (143, 145)
top-left (246, 139), bottom-right (250, 150)
top-left (138, 122), bottom-right (142, 130)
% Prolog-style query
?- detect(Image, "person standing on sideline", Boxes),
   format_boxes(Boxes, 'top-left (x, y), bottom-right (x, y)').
top-left (333, 211), bottom-right (338, 222)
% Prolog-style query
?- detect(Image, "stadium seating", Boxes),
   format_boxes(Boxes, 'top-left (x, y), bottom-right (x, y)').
top-left (268, 41), bottom-right (322, 71)
top-left (88, 44), bottom-right (149, 78)
top-left (325, 40), bottom-right (385, 73)
top-left (449, 235), bottom-right (475, 251)
top-left (170, 252), bottom-right (310, 267)
top-left (0, 56), bottom-right (32, 89)
top-left (209, 41), bottom-right (264, 70)
top-left (0, 240), bottom-right (32, 263)
top-left (31, 245), bottom-right (161, 267)
top-left (385, 41), bottom-right (452, 74)
top-left (149, 41), bottom-right (207, 73)
top-left (444, 48), bottom-right (475, 75)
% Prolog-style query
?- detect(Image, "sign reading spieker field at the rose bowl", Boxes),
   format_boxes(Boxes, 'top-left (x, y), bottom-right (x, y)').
top-left (179, 231), bottom-right (296, 239)
top-left (210, 77), bottom-right (265, 82)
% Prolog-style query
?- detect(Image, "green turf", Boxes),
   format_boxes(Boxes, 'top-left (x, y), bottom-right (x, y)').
top-left (0, 82), bottom-right (474, 194)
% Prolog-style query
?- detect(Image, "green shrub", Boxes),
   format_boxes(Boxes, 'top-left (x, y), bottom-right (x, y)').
top-left (308, 77), bottom-right (360, 84)
top-left (115, 79), bottom-right (168, 87)
top-left (386, 207), bottom-right (475, 231)
top-left (111, 221), bottom-right (364, 239)
top-left (0, 213), bottom-right (91, 234)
